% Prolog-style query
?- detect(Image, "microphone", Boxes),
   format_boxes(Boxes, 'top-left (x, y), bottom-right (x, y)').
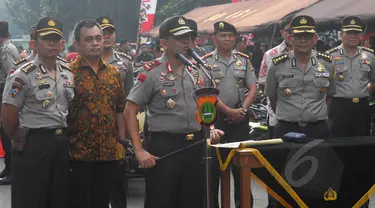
top-left (187, 48), bottom-right (207, 67)
top-left (175, 52), bottom-right (196, 68)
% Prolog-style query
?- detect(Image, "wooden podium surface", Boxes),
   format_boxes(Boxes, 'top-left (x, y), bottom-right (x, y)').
top-left (220, 149), bottom-right (263, 208)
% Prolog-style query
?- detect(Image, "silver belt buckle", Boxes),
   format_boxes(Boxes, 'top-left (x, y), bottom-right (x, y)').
top-left (186, 134), bottom-right (194, 141)
top-left (298, 121), bottom-right (307, 127)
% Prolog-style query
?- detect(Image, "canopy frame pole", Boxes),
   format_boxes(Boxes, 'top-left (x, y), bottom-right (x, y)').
top-left (269, 22), bottom-right (278, 49)
top-left (362, 23), bottom-right (369, 46)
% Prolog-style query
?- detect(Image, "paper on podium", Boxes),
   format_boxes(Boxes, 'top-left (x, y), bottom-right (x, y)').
top-left (210, 138), bottom-right (283, 149)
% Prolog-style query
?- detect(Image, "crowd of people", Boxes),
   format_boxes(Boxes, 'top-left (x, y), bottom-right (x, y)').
top-left (0, 10), bottom-right (373, 208)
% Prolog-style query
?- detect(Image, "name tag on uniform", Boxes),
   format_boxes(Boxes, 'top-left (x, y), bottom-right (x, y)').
top-left (282, 75), bottom-right (294, 78)
top-left (117, 61), bottom-right (123, 65)
top-left (63, 80), bottom-right (75, 88)
top-left (39, 84), bottom-right (50, 89)
top-left (334, 58), bottom-right (344, 65)
top-left (315, 72), bottom-right (329, 78)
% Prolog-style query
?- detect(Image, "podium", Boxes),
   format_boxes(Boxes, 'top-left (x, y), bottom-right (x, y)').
top-left (220, 149), bottom-right (263, 208)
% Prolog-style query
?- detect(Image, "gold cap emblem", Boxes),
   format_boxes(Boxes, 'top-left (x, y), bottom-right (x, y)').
top-left (350, 19), bottom-right (356, 25)
top-left (178, 18), bottom-right (185, 25)
top-left (219, 22), bottom-right (225, 29)
top-left (300, 17), bottom-right (307, 25)
top-left (323, 188), bottom-right (337, 201)
top-left (102, 18), bottom-right (109, 24)
top-left (48, 20), bottom-right (56, 27)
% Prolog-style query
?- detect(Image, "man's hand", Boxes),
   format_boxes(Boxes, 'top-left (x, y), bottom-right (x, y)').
top-left (135, 149), bottom-right (158, 168)
top-left (226, 108), bottom-right (246, 123)
top-left (210, 129), bottom-right (224, 144)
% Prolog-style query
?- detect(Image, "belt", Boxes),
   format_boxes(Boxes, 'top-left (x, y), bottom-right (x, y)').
top-left (150, 131), bottom-right (201, 141)
top-left (333, 97), bottom-right (368, 104)
top-left (278, 120), bottom-right (325, 127)
top-left (29, 128), bottom-right (67, 135)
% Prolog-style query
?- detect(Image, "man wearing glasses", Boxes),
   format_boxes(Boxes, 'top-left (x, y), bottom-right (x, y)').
top-left (326, 16), bottom-right (375, 137)
top-left (265, 15), bottom-right (336, 139)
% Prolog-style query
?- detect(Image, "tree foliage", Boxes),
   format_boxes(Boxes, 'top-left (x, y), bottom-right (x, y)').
top-left (155, 0), bottom-right (230, 25)
top-left (4, 0), bottom-right (128, 36)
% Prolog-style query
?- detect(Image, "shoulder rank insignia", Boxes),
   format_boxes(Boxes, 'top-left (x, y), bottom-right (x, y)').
top-left (201, 53), bottom-right (213, 60)
top-left (325, 47), bottom-right (338, 55)
top-left (144, 59), bottom-right (161, 71)
top-left (360, 46), bottom-right (374, 54)
top-left (272, 54), bottom-right (288, 65)
top-left (20, 63), bottom-right (37, 74)
top-left (59, 63), bottom-right (72, 71)
top-left (13, 58), bottom-right (28, 66)
top-left (117, 52), bottom-right (133, 61)
top-left (317, 52), bottom-right (333, 62)
top-left (236, 51), bottom-right (250, 59)
top-left (57, 56), bottom-right (68, 63)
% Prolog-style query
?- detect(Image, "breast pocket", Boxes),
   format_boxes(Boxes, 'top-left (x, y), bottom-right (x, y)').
top-left (35, 90), bottom-right (55, 109)
top-left (212, 69), bottom-right (224, 79)
top-left (359, 63), bottom-right (371, 82)
top-left (234, 70), bottom-right (245, 78)
top-left (279, 79), bottom-right (298, 88)
top-left (159, 83), bottom-right (180, 110)
top-left (313, 78), bottom-right (330, 88)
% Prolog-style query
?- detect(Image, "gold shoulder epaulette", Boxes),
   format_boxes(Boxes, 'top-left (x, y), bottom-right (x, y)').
top-left (272, 54), bottom-right (288, 65)
top-left (57, 56), bottom-right (67, 63)
top-left (20, 63), bottom-right (36, 74)
top-left (317, 52), bottom-right (333, 62)
top-left (117, 52), bottom-right (133, 61)
top-left (360, 46), bottom-right (374, 53)
top-left (13, 58), bottom-right (28, 66)
top-left (325, 47), bottom-right (338, 54)
top-left (59, 62), bottom-right (72, 71)
top-left (201, 53), bottom-right (213, 60)
top-left (236, 51), bottom-right (250, 59)
top-left (144, 59), bottom-right (161, 71)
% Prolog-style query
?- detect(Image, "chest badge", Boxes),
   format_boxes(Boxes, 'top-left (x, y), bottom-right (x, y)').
top-left (317, 63), bottom-right (325, 72)
top-left (166, 98), bottom-right (176, 109)
top-left (166, 74), bottom-right (176, 81)
top-left (338, 74), bottom-right (345, 81)
top-left (284, 88), bottom-right (292, 96)
top-left (42, 100), bottom-right (51, 108)
top-left (63, 80), bottom-right (75, 88)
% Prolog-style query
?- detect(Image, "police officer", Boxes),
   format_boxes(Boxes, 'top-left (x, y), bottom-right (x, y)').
top-left (265, 15), bottom-right (336, 138)
top-left (1, 16), bottom-right (74, 208)
top-left (125, 16), bottom-right (210, 208)
top-left (201, 21), bottom-right (257, 208)
top-left (0, 20), bottom-right (20, 185)
top-left (95, 16), bottom-right (132, 208)
top-left (186, 19), bottom-right (206, 56)
top-left (326, 16), bottom-right (375, 137)
top-left (96, 16), bottom-right (134, 95)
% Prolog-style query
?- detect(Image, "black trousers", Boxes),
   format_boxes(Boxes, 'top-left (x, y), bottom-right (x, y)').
top-left (331, 97), bottom-right (371, 137)
top-left (11, 128), bottom-right (69, 208)
top-left (0, 125), bottom-right (11, 173)
top-left (67, 161), bottom-right (117, 208)
top-left (110, 160), bottom-right (128, 208)
top-left (144, 131), bottom-right (204, 208)
top-left (0, 86), bottom-right (11, 174)
top-left (211, 113), bottom-right (250, 208)
top-left (274, 120), bottom-right (330, 139)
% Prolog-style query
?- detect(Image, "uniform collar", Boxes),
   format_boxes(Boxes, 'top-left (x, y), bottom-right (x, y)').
top-left (338, 44), bottom-right (362, 57)
top-left (108, 49), bottom-right (118, 64)
top-left (212, 49), bottom-right (237, 65)
top-left (290, 50), bottom-right (315, 71)
top-left (278, 41), bottom-right (289, 54)
top-left (33, 55), bottom-right (66, 80)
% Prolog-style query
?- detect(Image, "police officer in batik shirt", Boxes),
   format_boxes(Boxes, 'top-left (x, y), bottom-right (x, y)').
top-left (265, 15), bottom-right (336, 138)
top-left (1, 16), bottom-right (74, 208)
top-left (202, 21), bottom-right (257, 208)
top-left (326, 16), bottom-right (375, 137)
